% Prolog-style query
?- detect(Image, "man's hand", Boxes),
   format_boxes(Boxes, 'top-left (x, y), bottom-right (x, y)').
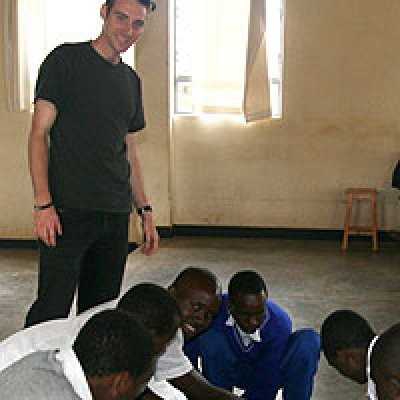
top-left (34, 206), bottom-right (62, 247)
top-left (140, 212), bottom-right (159, 256)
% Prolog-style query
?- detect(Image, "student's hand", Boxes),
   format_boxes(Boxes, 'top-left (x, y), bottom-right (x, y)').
top-left (34, 206), bottom-right (62, 247)
top-left (140, 212), bottom-right (159, 256)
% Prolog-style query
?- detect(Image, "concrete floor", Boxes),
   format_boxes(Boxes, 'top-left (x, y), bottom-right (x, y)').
top-left (1, 236), bottom-right (399, 400)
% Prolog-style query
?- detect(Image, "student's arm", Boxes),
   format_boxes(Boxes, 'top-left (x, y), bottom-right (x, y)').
top-left (28, 99), bottom-right (62, 247)
top-left (126, 134), bottom-right (158, 256)
top-left (170, 369), bottom-right (244, 400)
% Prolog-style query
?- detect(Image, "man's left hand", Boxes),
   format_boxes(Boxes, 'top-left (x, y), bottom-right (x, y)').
top-left (140, 212), bottom-right (159, 255)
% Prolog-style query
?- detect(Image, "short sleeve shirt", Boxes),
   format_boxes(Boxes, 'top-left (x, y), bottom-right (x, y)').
top-left (35, 42), bottom-right (145, 212)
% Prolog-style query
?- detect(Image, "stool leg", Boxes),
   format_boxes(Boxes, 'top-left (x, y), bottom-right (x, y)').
top-left (371, 193), bottom-right (378, 251)
top-left (342, 193), bottom-right (353, 251)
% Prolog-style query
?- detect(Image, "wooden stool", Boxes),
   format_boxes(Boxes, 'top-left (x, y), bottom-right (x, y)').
top-left (342, 188), bottom-right (378, 251)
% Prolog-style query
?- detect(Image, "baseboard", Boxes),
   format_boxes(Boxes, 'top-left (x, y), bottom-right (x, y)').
top-left (0, 240), bottom-right (140, 252)
top-left (0, 228), bottom-right (396, 249)
top-left (157, 225), bottom-right (396, 242)
top-left (0, 240), bottom-right (37, 249)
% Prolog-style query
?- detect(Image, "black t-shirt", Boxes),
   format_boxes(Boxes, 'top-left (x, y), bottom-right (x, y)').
top-left (35, 42), bottom-right (145, 213)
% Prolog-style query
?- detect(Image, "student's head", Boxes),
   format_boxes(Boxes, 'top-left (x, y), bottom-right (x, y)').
top-left (371, 323), bottom-right (400, 400)
top-left (227, 270), bottom-right (268, 334)
top-left (117, 283), bottom-right (182, 355)
top-left (100, 0), bottom-right (155, 55)
top-left (169, 267), bottom-right (222, 340)
top-left (73, 309), bottom-right (156, 400)
top-left (321, 310), bottom-right (376, 384)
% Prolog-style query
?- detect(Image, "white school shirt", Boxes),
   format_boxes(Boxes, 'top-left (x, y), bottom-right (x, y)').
top-left (226, 314), bottom-right (262, 347)
top-left (0, 301), bottom-right (193, 396)
top-left (56, 347), bottom-right (93, 400)
top-left (366, 336), bottom-right (379, 400)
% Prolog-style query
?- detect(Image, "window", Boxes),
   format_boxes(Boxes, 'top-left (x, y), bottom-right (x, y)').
top-left (4, 0), bottom-right (134, 112)
top-left (174, 0), bottom-right (285, 119)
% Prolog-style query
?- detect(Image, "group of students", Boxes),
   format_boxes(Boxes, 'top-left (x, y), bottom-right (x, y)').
top-left (0, 266), bottom-right (398, 399)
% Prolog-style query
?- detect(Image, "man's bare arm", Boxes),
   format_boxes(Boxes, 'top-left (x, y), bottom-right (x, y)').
top-left (126, 134), bottom-right (158, 255)
top-left (28, 99), bottom-right (61, 247)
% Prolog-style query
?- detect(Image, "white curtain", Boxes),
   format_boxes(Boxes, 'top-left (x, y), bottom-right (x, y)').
top-left (4, 0), bottom-right (47, 112)
top-left (191, 0), bottom-right (250, 115)
top-left (244, 0), bottom-right (271, 122)
top-left (191, 0), bottom-right (270, 121)
top-left (4, 0), bottom-right (18, 111)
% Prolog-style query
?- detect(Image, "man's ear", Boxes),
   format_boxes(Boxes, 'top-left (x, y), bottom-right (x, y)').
top-left (100, 3), bottom-right (107, 20)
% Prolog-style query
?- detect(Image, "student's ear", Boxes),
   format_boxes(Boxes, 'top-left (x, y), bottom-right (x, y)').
top-left (227, 297), bottom-right (235, 313)
top-left (111, 371), bottom-right (133, 400)
top-left (346, 352), bottom-right (360, 369)
top-left (389, 376), bottom-right (400, 399)
top-left (168, 285), bottom-right (176, 296)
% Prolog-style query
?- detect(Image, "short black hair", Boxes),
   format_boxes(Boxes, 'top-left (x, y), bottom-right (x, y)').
top-left (73, 309), bottom-right (155, 379)
top-left (105, 0), bottom-right (156, 16)
top-left (321, 310), bottom-right (376, 360)
top-left (117, 283), bottom-right (181, 335)
top-left (371, 322), bottom-right (400, 375)
top-left (171, 267), bottom-right (221, 296)
top-left (228, 270), bottom-right (267, 300)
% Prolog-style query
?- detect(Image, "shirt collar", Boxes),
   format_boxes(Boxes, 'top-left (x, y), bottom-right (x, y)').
top-left (55, 347), bottom-right (93, 400)
top-left (226, 314), bottom-right (262, 344)
top-left (366, 336), bottom-right (379, 400)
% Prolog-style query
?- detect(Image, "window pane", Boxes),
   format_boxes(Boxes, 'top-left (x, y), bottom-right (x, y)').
top-left (174, 0), bottom-right (284, 118)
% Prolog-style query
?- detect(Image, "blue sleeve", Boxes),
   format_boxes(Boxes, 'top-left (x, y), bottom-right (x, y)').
top-left (245, 304), bottom-right (292, 400)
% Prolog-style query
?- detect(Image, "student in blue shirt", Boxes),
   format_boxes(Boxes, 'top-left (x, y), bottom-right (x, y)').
top-left (184, 270), bottom-right (320, 400)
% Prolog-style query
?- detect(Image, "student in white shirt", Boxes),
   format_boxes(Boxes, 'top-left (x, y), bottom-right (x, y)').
top-left (0, 270), bottom-right (242, 400)
top-left (371, 322), bottom-right (400, 400)
top-left (0, 309), bottom-right (156, 399)
top-left (321, 309), bottom-right (378, 400)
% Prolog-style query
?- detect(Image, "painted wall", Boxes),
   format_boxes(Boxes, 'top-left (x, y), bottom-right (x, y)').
top-left (1, 0), bottom-right (400, 239)
top-left (172, 0), bottom-right (400, 230)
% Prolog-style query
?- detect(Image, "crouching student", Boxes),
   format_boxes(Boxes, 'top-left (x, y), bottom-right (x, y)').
top-left (371, 322), bottom-right (400, 400)
top-left (0, 283), bottom-right (181, 372)
top-left (0, 309), bottom-right (156, 399)
top-left (321, 309), bottom-right (379, 399)
top-left (0, 273), bottom-right (242, 400)
top-left (184, 270), bottom-right (321, 400)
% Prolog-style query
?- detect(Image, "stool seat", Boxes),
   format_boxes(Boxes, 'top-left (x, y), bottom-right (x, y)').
top-left (342, 188), bottom-right (378, 251)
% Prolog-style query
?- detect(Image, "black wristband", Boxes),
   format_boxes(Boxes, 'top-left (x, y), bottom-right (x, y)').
top-left (137, 205), bottom-right (152, 216)
top-left (34, 202), bottom-right (53, 211)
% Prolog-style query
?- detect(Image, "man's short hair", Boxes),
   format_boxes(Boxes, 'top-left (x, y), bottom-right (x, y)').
top-left (171, 266), bottom-right (221, 295)
top-left (228, 270), bottom-right (267, 299)
top-left (117, 283), bottom-right (181, 335)
top-left (371, 322), bottom-right (400, 375)
top-left (321, 310), bottom-right (376, 360)
top-left (105, 0), bottom-right (156, 16)
top-left (73, 309), bottom-right (155, 379)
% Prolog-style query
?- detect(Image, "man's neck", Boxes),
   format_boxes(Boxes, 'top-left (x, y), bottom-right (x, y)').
top-left (91, 37), bottom-right (121, 65)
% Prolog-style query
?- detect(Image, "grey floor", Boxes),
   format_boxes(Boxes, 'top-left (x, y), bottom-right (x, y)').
top-left (1, 236), bottom-right (399, 400)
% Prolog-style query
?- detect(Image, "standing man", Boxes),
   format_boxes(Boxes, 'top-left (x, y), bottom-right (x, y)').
top-left (26, 0), bottom-right (159, 327)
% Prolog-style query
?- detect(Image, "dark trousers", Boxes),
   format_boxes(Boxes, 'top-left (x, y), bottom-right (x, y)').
top-left (25, 209), bottom-right (129, 327)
